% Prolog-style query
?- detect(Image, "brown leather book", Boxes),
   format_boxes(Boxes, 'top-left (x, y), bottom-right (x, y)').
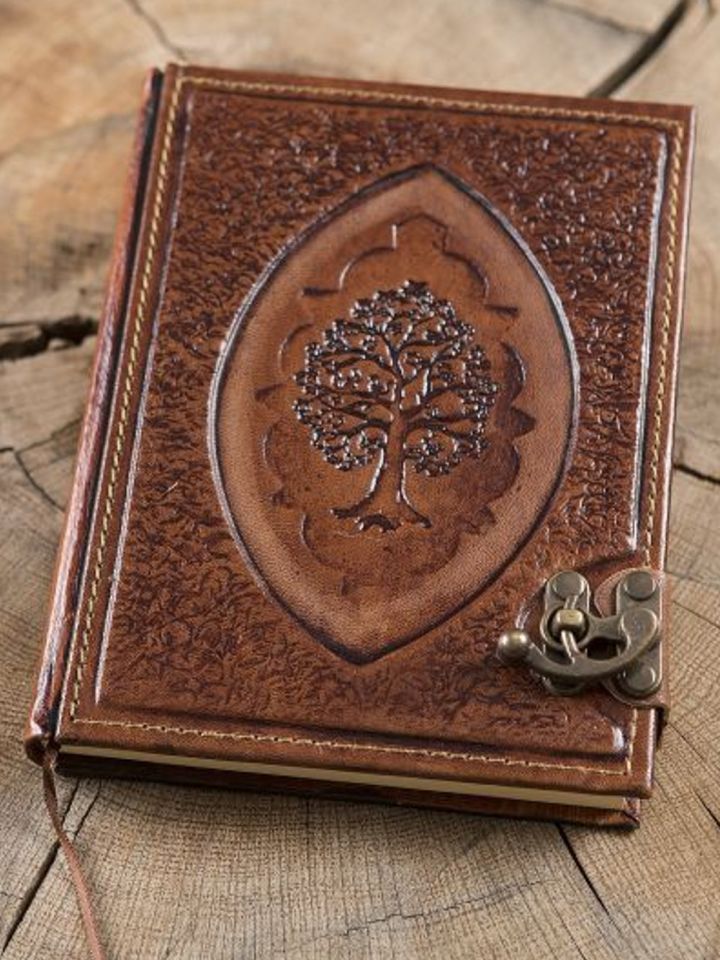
top-left (26, 65), bottom-right (694, 827)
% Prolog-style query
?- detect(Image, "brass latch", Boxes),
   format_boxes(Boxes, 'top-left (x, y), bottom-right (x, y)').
top-left (496, 569), bottom-right (662, 701)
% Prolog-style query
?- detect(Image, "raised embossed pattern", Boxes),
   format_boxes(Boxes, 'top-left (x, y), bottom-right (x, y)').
top-left (213, 166), bottom-right (573, 660)
top-left (293, 281), bottom-right (499, 532)
top-left (84, 80), bottom-right (670, 766)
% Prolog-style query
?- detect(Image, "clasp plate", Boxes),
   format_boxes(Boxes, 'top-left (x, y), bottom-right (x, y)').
top-left (496, 569), bottom-right (662, 701)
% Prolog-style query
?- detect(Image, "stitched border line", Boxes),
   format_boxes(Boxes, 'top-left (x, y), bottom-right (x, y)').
top-left (67, 71), bottom-right (684, 779)
top-left (643, 126), bottom-right (682, 565)
top-left (69, 709), bottom-right (638, 777)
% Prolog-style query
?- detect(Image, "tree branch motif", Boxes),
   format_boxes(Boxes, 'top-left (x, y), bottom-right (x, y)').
top-left (293, 280), bottom-right (498, 531)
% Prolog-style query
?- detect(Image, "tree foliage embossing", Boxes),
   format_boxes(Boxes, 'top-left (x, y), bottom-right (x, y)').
top-left (293, 280), bottom-right (499, 531)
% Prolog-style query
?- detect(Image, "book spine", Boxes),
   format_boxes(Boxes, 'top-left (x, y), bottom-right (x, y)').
top-left (25, 69), bottom-right (163, 764)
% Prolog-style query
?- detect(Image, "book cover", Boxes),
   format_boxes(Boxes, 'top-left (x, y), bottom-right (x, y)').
top-left (26, 65), bottom-right (694, 826)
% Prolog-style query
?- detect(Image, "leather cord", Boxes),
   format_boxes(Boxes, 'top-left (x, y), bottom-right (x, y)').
top-left (42, 747), bottom-right (108, 960)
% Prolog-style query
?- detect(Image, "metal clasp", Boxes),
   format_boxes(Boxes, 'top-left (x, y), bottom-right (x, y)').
top-left (496, 569), bottom-right (662, 701)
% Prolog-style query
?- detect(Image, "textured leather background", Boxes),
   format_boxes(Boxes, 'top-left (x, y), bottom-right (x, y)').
top-left (28, 67), bottom-right (693, 812)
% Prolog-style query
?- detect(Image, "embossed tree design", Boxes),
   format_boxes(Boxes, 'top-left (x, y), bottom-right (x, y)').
top-left (293, 280), bottom-right (498, 531)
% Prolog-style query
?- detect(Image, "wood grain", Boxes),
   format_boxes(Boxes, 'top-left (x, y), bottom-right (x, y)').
top-left (0, 1), bottom-right (717, 958)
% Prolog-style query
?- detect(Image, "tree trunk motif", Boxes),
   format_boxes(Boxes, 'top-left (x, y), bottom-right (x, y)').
top-left (333, 420), bottom-right (429, 531)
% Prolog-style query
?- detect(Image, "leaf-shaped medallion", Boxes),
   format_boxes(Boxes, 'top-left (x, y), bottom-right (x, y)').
top-left (211, 165), bottom-right (577, 662)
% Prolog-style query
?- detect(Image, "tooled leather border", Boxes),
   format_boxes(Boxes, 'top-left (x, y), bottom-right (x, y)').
top-left (63, 69), bottom-right (688, 779)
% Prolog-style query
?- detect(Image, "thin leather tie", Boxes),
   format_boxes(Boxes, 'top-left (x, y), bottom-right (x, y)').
top-left (42, 747), bottom-right (108, 960)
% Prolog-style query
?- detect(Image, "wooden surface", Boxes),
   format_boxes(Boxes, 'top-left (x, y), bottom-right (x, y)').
top-left (1, 1), bottom-right (718, 957)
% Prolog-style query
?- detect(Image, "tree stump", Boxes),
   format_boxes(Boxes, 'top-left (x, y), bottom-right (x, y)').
top-left (1, 2), bottom-right (718, 957)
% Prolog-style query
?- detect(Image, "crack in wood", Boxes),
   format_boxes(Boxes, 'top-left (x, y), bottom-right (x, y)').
top-left (17, 418), bottom-right (83, 458)
top-left (588, 0), bottom-right (689, 96)
top-left (0, 316), bottom-right (97, 362)
top-left (674, 461), bottom-right (720, 487)
top-left (666, 720), bottom-right (712, 766)
top-left (671, 598), bottom-right (720, 632)
top-left (0, 781), bottom-right (78, 955)
top-left (0, 783), bottom-right (101, 956)
top-left (544, 0), bottom-right (648, 36)
top-left (556, 825), bottom-right (610, 915)
top-left (0, 841), bottom-right (63, 956)
top-left (12, 450), bottom-right (64, 512)
top-left (123, 0), bottom-right (189, 63)
top-left (300, 877), bottom-right (548, 948)
top-left (696, 792), bottom-right (720, 831)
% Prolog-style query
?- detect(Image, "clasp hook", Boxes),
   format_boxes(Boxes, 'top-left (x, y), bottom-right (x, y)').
top-left (496, 569), bottom-right (662, 701)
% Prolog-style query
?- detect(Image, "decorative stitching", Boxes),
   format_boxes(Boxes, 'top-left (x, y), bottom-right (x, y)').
top-left (70, 712), bottom-right (638, 777)
top-left (67, 71), bottom-right (684, 779)
top-left (643, 130), bottom-right (682, 565)
top-left (68, 73), bottom-right (185, 724)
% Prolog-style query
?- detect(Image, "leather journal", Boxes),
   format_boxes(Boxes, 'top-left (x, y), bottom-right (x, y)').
top-left (26, 65), bottom-right (694, 827)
